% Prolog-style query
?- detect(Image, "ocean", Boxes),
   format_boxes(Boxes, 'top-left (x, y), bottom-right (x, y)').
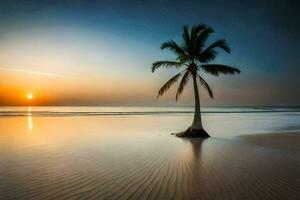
top-left (0, 106), bottom-right (299, 137)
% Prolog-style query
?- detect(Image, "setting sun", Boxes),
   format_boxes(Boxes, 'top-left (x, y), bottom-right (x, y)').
top-left (27, 94), bottom-right (34, 100)
top-left (0, 1), bottom-right (299, 200)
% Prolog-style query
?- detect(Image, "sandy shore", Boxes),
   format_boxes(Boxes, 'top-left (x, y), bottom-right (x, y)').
top-left (0, 130), bottom-right (299, 200)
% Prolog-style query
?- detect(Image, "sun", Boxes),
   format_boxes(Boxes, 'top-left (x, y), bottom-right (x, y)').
top-left (27, 94), bottom-right (34, 100)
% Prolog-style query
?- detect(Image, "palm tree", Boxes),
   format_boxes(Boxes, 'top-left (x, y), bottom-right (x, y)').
top-left (152, 24), bottom-right (241, 137)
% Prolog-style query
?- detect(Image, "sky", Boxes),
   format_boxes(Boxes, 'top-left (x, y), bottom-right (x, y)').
top-left (0, 0), bottom-right (299, 106)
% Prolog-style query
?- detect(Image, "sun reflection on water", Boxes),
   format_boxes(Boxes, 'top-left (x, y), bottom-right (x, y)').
top-left (27, 107), bottom-right (32, 131)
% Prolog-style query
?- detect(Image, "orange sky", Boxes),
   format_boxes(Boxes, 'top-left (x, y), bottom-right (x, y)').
top-left (2, 67), bottom-right (294, 106)
top-left (0, 69), bottom-right (161, 106)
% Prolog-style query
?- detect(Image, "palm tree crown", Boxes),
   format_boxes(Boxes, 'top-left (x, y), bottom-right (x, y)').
top-left (152, 24), bottom-right (241, 100)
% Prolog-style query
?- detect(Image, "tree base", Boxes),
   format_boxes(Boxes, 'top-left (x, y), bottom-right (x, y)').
top-left (175, 128), bottom-right (210, 138)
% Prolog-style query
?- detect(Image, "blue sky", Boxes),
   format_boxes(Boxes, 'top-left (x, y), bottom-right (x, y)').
top-left (0, 0), bottom-right (299, 106)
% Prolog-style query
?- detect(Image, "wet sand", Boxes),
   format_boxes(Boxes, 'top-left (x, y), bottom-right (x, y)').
top-left (0, 116), bottom-right (299, 199)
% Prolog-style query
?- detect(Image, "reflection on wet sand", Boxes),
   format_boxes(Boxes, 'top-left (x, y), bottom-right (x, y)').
top-left (0, 116), bottom-right (299, 200)
top-left (27, 107), bottom-right (33, 131)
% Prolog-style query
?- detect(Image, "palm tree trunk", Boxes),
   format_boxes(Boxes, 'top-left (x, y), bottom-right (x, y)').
top-left (191, 74), bottom-right (203, 130)
top-left (175, 74), bottom-right (210, 137)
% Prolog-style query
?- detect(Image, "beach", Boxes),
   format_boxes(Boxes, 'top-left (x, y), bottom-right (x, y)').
top-left (0, 106), bottom-right (299, 199)
top-left (1, 0), bottom-right (299, 199)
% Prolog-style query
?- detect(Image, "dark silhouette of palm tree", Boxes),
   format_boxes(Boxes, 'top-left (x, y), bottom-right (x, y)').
top-left (152, 24), bottom-right (241, 137)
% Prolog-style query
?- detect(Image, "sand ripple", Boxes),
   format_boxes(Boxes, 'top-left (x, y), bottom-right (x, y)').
top-left (0, 133), bottom-right (299, 200)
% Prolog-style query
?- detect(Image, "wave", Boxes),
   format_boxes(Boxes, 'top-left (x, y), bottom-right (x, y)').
top-left (0, 109), bottom-right (299, 117)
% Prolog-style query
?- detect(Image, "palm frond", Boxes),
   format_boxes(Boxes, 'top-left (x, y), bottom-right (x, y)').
top-left (160, 40), bottom-right (186, 56)
top-left (201, 64), bottom-right (241, 76)
top-left (194, 27), bottom-right (214, 54)
top-left (176, 54), bottom-right (189, 63)
top-left (152, 61), bottom-right (182, 72)
top-left (197, 39), bottom-right (230, 62)
top-left (209, 39), bottom-right (231, 53)
top-left (193, 24), bottom-right (207, 36)
top-left (197, 49), bottom-right (217, 63)
top-left (157, 72), bottom-right (183, 98)
top-left (182, 25), bottom-right (191, 54)
top-left (190, 24), bottom-right (207, 56)
top-left (176, 71), bottom-right (190, 101)
top-left (198, 75), bottom-right (213, 98)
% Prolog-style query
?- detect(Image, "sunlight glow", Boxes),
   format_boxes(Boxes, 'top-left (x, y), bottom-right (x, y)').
top-left (27, 93), bottom-right (34, 100)
top-left (27, 107), bottom-right (32, 131)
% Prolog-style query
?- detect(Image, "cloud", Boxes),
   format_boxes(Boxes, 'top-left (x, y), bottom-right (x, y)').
top-left (0, 67), bottom-right (84, 79)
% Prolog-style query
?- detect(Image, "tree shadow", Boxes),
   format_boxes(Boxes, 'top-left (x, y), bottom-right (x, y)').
top-left (177, 137), bottom-right (212, 193)
top-left (179, 137), bottom-right (210, 165)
